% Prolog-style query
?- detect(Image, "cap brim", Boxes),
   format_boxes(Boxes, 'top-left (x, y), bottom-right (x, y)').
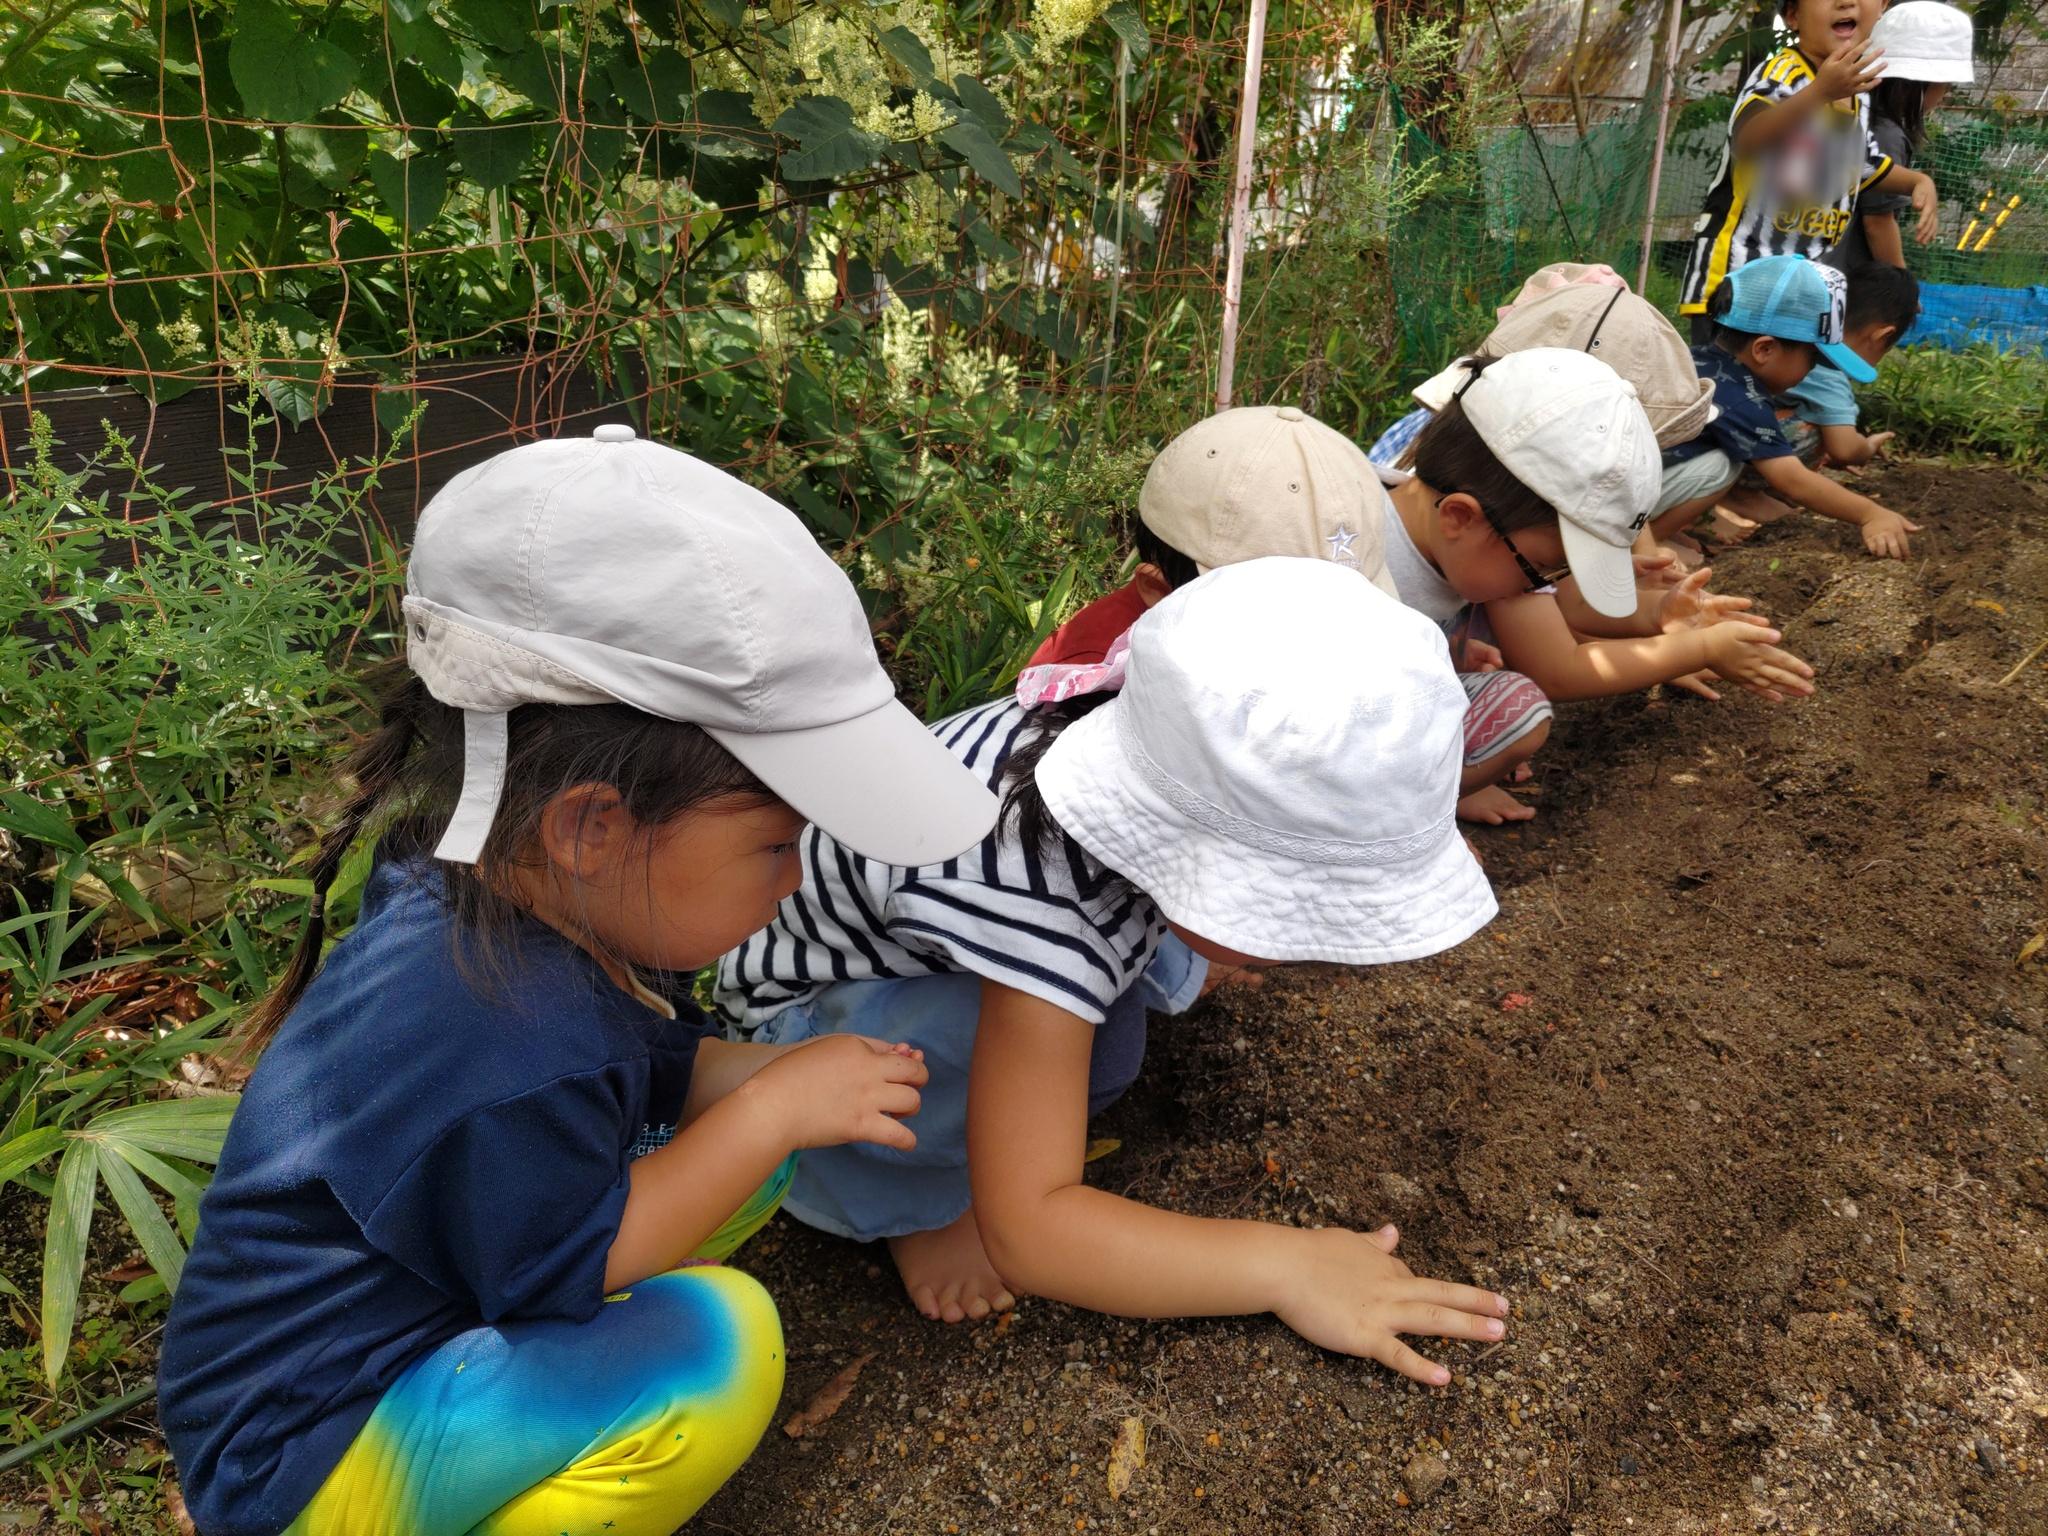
top-left (1818, 342), bottom-right (1878, 384)
top-left (1558, 518), bottom-right (1642, 619)
top-left (708, 698), bottom-right (998, 868)
top-left (1412, 358), bottom-right (1471, 412)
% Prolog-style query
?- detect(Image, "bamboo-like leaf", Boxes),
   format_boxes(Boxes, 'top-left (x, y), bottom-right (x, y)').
top-left (102, 1136), bottom-right (208, 1209)
top-left (88, 1098), bottom-right (240, 1163)
top-left (0, 1125), bottom-right (65, 1185)
top-left (41, 1138), bottom-right (97, 1386)
top-left (97, 1143), bottom-right (187, 1294)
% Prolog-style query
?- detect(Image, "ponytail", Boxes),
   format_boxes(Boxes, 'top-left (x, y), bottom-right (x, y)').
top-left (237, 662), bottom-right (426, 1055)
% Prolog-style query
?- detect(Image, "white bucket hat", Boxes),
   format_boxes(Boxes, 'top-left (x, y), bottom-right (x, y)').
top-left (1420, 349), bottom-right (1661, 621)
top-left (403, 424), bottom-right (998, 867)
top-left (1872, 2), bottom-right (1976, 84)
top-left (1139, 405), bottom-right (1402, 600)
top-left (1035, 557), bottom-right (1497, 965)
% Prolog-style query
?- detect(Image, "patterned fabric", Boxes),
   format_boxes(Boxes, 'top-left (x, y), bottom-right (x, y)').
top-left (282, 1266), bottom-right (784, 1536)
top-left (1015, 630), bottom-right (1133, 708)
top-left (1680, 46), bottom-right (1892, 315)
top-left (1664, 346), bottom-right (1800, 467)
top-left (1369, 406), bottom-right (1434, 469)
top-left (1460, 671), bottom-right (1552, 767)
top-left (717, 697), bottom-right (1167, 1033)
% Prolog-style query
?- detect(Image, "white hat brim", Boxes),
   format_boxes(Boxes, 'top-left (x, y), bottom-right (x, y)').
top-left (710, 698), bottom-right (998, 868)
top-left (1878, 54), bottom-right (1974, 83)
top-left (1036, 704), bottom-right (1497, 965)
top-left (1559, 516), bottom-right (1641, 619)
top-left (1412, 358), bottom-right (1471, 413)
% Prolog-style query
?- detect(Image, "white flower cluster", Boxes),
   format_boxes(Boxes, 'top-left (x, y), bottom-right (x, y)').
top-left (1030, 0), bottom-right (1111, 50)
top-left (939, 344), bottom-right (1020, 411)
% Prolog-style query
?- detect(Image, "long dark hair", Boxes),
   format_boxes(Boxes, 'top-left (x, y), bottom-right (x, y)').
top-left (239, 660), bottom-right (769, 1053)
top-left (1871, 76), bottom-right (1929, 154)
top-left (998, 692), bottom-right (1117, 856)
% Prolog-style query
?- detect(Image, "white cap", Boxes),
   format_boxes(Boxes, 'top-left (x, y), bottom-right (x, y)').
top-left (1439, 349), bottom-right (1662, 620)
top-left (403, 425), bottom-right (998, 867)
top-left (1872, 2), bottom-right (1976, 84)
top-left (1138, 405), bottom-right (1402, 599)
top-left (1036, 557), bottom-right (1497, 965)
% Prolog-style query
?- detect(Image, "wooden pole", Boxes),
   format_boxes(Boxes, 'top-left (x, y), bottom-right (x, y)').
top-left (1216, 0), bottom-right (1270, 412)
top-left (1636, 0), bottom-right (1685, 293)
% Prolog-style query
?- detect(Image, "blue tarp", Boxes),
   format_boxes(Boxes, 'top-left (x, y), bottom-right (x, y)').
top-left (1911, 280), bottom-right (2048, 353)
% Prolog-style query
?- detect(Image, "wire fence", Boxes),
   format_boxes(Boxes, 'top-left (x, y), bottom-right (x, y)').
top-left (4, 2), bottom-right (2045, 540)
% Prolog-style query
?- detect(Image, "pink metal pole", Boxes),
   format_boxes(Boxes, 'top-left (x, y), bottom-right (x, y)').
top-left (1636, 0), bottom-right (1685, 293)
top-left (1216, 0), bottom-right (1271, 412)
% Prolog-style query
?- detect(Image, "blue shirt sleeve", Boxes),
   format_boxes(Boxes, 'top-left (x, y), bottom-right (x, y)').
top-left (1783, 364), bottom-right (1859, 427)
top-left (360, 1065), bottom-right (636, 1323)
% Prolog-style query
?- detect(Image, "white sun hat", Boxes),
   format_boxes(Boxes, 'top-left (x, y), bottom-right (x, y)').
top-left (1035, 556), bottom-right (1496, 965)
top-left (1429, 349), bottom-right (1661, 621)
top-left (403, 424), bottom-right (997, 867)
top-left (1872, 2), bottom-right (1976, 84)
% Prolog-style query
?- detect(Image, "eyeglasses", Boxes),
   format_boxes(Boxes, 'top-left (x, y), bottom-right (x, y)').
top-left (1439, 494), bottom-right (1570, 592)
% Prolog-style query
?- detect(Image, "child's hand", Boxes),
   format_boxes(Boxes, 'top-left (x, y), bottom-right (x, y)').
top-left (1633, 549), bottom-right (1685, 588)
top-left (1861, 507), bottom-right (1920, 559)
top-left (1908, 174), bottom-right (1939, 244)
top-left (1456, 636), bottom-right (1505, 673)
top-left (751, 1034), bottom-right (927, 1153)
top-left (1658, 568), bottom-right (1773, 635)
top-left (1814, 37), bottom-right (1884, 101)
top-left (1273, 1224), bottom-right (1509, 1384)
top-left (1702, 621), bottom-right (1816, 701)
top-left (1865, 431), bottom-right (1896, 459)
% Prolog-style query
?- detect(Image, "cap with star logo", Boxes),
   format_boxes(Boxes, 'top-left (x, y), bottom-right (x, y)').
top-left (1138, 405), bottom-right (1401, 600)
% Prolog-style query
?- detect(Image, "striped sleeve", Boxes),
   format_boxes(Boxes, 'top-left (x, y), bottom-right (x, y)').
top-left (1858, 118), bottom-right (1893, 190)
top-left (1732, 49), bottom-right (1806, 124)
top-left (884, 852), bottom-right (1161, 1025)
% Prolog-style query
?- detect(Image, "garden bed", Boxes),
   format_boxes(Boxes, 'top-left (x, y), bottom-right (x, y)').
top-left (3, 459), bottom-right (2044, 1535)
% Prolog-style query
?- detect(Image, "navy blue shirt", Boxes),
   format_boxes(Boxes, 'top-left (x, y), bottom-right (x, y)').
top-left (158, 860), bottom-right (709, 1536)
top-left (1664, 344), bottom-right (1798, 467)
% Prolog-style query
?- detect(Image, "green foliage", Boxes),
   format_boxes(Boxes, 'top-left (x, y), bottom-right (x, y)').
top-left (1862, 343), bottom-right (2048, 472)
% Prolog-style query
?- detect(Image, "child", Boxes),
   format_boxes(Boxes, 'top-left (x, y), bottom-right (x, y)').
top-left (1653, 254), bottom-right (1922, 559)
top-left (157, 427), bottom-right (1001, 1536)
top-left (720, 557), bottom-right (1515, 1379)
top-left (1715, 260), bottom-right (1920, 534)
top-left (1678, 0), bottom-right (1938, 338)
top-left (1837, 2), bottom-right (1975, 270)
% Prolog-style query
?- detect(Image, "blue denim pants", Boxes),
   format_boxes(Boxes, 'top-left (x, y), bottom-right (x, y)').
top-left (759, 940), bottom-right (1206, 1242)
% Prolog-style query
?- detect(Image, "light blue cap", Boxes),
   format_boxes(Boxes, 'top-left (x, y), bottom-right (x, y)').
top-left (1719, 256), bottom-right (1877, 384)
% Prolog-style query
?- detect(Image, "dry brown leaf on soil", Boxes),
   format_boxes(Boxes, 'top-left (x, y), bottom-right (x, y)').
top-left (1106, 1415), bottom-right (1146, 1500)
top-left (165, 1483), bottom-right (197, 1536)
top-left (2018, 928), bottom-right (2046, 968)
top-left (781, 1352), bottom-right (875, 1439)
top-left (1083, 1138), bottom-right (1121, 1163)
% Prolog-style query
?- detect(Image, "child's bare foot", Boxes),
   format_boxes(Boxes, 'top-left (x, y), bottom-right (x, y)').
top-left (1705, 505), bottom-right (1760, 545)
top-left (1664, 532), bottom-right (1707, 568)
top-left (1718, 486), bottom-right (1796, 525)
top-left (1457, 784), bottom-right (1535, 825)
top-left (889, 1208), bottom-right (1016, 1324)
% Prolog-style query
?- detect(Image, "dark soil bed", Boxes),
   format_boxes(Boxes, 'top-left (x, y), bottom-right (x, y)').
top-left (6, 460), bottom-right (2045, 1536)
top-left (706, 459), bottom-right (2048, 1536)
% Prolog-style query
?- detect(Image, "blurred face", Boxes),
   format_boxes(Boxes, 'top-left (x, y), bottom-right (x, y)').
top-left (1743, 335), bottom-right (1821, 394)
top-left (1429, 492), bottom-right (1571, 605)
top-left (526, 789), bottom-right (808, 975)
top-left (1790, 0), bottom-right (1880, 58)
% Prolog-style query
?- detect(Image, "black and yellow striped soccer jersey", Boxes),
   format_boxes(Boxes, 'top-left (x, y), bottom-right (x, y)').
top-left (1678, 45), bottom-right (1892, 316)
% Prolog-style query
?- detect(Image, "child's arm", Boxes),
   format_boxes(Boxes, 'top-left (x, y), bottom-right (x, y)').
top-left (1732, 38), bottom-right (1882, 156)
top-left (967, 981), bottom-right (1508, 1383)
top-left (1869, 165), bottom-right (1938, 244)
top-left (680, 1035), bottom-right (791, 1122)
top-left (1860, 209), bottom-right (1907, 267)
top-left (1752, 453), bottom-right (1920, 557)
top-left (605, 1034), bottom-right (926, 1289)
top-left (1816, 424), bottom-right (1894, 468)
top-left (1488, 590), bottom-right (1813, 703)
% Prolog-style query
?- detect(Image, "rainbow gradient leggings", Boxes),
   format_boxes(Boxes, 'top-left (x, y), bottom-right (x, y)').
top-left (284, 1161), bottom-right (792, 1536)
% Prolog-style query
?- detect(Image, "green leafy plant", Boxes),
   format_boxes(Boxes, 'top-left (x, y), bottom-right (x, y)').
top-left (1862, 343), bottom-right (2048, 471)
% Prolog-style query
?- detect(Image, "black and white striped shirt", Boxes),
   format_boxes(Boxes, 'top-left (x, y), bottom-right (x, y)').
top-left (716, 698), bottom-right (1168, 1034)
top-left (1679, 45), bottom-right (1892, 315)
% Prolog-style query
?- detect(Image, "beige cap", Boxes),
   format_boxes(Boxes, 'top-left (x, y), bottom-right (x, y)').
top-left (1414, 282), bottom-right (1716, 449)
top-left (1138, 406), bottom-right (1401, 599)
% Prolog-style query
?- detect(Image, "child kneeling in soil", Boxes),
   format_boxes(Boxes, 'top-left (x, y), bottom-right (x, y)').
top-left (1652, 254), bottom-right (1922, 560)
top-left (718, 558), bottom-right (1514, 1382)
top-left (1713, 261), bottom-right (1920, 537)
top-left (157, 429), bottom-right (1001, 1536)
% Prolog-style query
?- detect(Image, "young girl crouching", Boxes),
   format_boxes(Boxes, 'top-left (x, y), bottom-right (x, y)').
top-left (156, 429), bottom-right (999, 1536)
top-left (719, 556), bottom-right (1513, 1382)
